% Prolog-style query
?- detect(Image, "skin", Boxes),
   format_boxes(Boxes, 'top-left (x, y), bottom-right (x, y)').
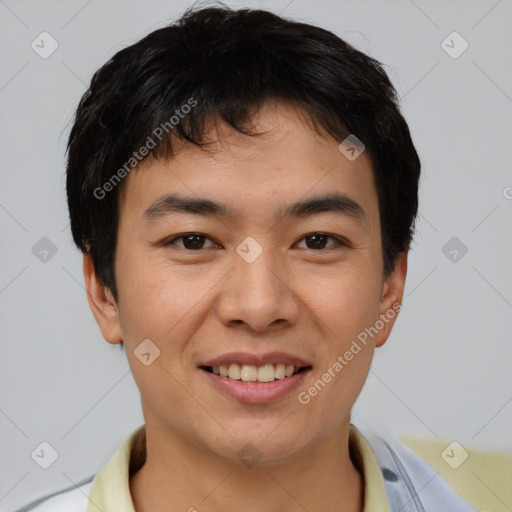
top-left (84, 99), bottom-right (407, 512)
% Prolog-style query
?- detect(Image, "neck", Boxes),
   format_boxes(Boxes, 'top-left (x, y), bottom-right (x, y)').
top-left (130, 421), bottom-right (364, 512)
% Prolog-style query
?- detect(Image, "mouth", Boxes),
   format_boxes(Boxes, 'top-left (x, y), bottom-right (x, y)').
top-left (200, 363), bottom-right (312, 383)
top-left (198, 353), bottom-right (313, 404)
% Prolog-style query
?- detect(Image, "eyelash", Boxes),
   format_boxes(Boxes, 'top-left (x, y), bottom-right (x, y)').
top-left (164, 233), bottom-right (348, 251)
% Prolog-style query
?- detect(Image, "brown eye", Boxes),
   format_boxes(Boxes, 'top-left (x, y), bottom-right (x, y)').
top-left (296, 234), bottom-right (346, 250)
top-left (166, 234), bottom-right (217, 250)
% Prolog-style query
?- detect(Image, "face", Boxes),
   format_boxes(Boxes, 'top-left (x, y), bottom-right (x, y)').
top-left (85, 100), bottom-right (407, 465)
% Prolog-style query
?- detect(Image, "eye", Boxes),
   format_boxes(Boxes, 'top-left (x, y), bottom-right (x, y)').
top-left (164, 232), bottom-right (348, 252)
top-left (165, 233), bottom-right (218, 250)
top-left (295, 233), bottom-right (347, 250)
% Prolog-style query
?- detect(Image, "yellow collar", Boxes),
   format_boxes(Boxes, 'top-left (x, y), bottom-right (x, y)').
top-left (87, 423), bottom-right (390, 512)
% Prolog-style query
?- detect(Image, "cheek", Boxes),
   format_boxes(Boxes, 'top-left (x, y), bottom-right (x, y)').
top-left (115, 249), bottom-right (222, 350)
top-left (115, 252), bottom-right (209, 411)
top-left (305, 264), bottom-right (381, 342)
top-left (300, 272), bottom-right (378, 412)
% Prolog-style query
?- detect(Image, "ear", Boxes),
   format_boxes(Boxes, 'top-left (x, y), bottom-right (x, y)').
top-left (83, 253), bottom-right (123, 345)
top-left (374, 252), bottom-right (408, 348)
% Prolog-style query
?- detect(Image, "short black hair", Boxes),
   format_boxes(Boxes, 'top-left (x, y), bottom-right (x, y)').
top-left (66, 3), bottom-right (421, 306)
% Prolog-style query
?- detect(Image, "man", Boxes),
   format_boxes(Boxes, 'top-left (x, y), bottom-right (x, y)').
top-left (19, 4), bottom-right (510, 512)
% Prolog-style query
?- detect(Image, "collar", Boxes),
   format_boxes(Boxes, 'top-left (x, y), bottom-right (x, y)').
top-left (87, 423), bottom-right (390, 512)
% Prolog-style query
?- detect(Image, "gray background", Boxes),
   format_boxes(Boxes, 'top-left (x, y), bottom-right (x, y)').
top-left (1, 0), bottom-right (511, 509)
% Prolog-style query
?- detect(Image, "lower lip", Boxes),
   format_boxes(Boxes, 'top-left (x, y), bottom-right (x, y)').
top-left (200, 368), bottom-right (311, 404)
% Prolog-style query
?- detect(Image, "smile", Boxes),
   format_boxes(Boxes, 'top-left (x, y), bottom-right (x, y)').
top-left (203, 363), bottom-right (308, 383)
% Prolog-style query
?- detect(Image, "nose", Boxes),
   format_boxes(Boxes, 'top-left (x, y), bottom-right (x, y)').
top-left (215, 248), bottom-right (300, 333)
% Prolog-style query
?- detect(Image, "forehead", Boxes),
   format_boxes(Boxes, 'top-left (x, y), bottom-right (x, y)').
top-left (118, 101), bottom-right (379, 228)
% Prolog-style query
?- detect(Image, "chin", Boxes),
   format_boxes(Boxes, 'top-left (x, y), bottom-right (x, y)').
top-left (200, 424), bottom-right (313, 467)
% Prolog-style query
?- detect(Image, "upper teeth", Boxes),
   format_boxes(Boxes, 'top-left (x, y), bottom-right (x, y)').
top-left (211, 363), bottom-right (298, 382)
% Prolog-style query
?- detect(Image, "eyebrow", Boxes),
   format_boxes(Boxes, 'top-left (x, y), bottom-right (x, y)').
top-left (142, 192), bottom-right (367, 226)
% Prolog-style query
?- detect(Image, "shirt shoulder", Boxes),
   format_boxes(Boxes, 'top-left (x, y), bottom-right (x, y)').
top-left (357, 427), bottom-right (480, 511)
top-left (15, 425), bottom-right (145, 512)
top-left (14, 477), bottom-right (94, 512)
top-left (399, 436), bottom-right (512, 512)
